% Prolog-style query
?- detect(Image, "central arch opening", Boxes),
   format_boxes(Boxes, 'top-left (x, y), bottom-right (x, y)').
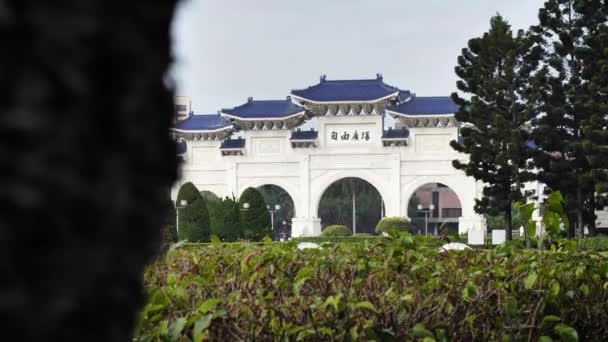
top-left (318, 177), bottom-right (384, 235)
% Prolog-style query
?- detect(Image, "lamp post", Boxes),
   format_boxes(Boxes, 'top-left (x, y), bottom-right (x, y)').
top-left (281, 220), bottom-right (287, 241)
top-left (417, 204), bottom-right (435, 236)
top-left (267, 204), bottom-right (281, 236)
top-left (175, 199), bottom-right (188, 235)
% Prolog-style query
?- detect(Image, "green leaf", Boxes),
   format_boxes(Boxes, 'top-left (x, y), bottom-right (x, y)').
top-left (538, 336), bottom-right (553, 342)
top-left (168, 318), bottom-right (187, 341)
top-left (355, 301), bottom-right (379, 314)
top-left (197, 298), bottom-right (221, 314)
top-left (526, 221), bottom-right (537, 239)
top-left (210, 235), bottom-right (221, 245)
top-left (549, 281), bottom-right (561, 298)
top-left (554, 323), bottom-right (578, 342)
top-left (542, 315), bottom-right (561, 323)
top-left (192, 314), bottom-right (212, 342)
top-left (322, 294), bottom-right (343, 312)
top-left (412, 323), bottom-right (434, 338)
top-left (524, 272), bottom-right (538, 290)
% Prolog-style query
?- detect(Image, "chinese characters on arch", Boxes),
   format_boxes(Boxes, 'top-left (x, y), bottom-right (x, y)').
top-left (330, 130), bottom-right (371, 142)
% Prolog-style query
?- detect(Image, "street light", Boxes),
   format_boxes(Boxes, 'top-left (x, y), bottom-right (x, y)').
top-left (241, 202), bottom-right (250, 211)
top-left (417, 204), bottom-right (435, 236)
top-left (176, 199), bottom-right (188, 235)
top-left (267, 204), bottom-right (281, 235)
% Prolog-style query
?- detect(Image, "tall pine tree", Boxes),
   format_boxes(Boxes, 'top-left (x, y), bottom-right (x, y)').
top-left (530, 0), bottom-right (608, 237)
top-left (451, 15), bottom-right (541, 240)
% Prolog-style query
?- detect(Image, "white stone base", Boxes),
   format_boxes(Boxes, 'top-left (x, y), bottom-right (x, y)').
top-left (458, 216), bottom-right (486, 235)
top-left (491, 229), bottom-right (506, 245)
top-left (291, 217), bottom-right (322, 237)
top-left (467, 228), bottom-right (485, 245)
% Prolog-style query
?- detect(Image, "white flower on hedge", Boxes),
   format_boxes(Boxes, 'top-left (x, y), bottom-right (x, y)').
top-left (438, 242), bottom-right (472, 253)
top-left (297, 242), bottom-right (321, 250)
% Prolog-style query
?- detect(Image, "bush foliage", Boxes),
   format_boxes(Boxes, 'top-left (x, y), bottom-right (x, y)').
top-left (375, 216), bottom-right (412, 234)
top-left (320, 224), bottom-right (352, 237)
top-left (577, 236), bottom-right (608, 251)
top-left (177, 197), bottom-right (210, 242)
top-left (239, 187), bottom-right (270, 241)
top-left (137, 235), bottom-right (608, 341)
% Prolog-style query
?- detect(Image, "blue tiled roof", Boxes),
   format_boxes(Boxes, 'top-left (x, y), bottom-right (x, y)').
top-left (176, 141), bottom-right (187, 154)
top-left (173, 114), bottom-right (232, 131)
top-left (382, 128), bottom-right (410, 139)
top-left (291, 74), bottom-right (402, 102)
top-left (220, 138), bottom-right (246, 149)
top-left (388, 96), bottom-right (458, 115)
top-left (290, 129), bottom-right (318, 140)
top-left (221, 98), bottom-right (305, 119)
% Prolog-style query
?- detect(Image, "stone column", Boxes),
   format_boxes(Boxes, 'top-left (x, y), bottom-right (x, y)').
top-left (291, 155), bottom-right (322, 237)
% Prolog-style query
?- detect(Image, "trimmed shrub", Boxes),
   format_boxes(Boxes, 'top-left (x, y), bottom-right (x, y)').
top-left (138, 239), bottom-right (608, 341)
top-left (353, 233), bottom-right (373, 237)
top-left (222, 196), bottom-right (242, 242)
top-left (176, 182), bottom-right (201, 205)
top-left (292, 235), bottom-right (381, 244)
top-left (239, 187), bottom-right (270, 241)
top-left (321, 224), bottom-right (352, 237)
top-left (206, 197), bottom-right (225, 239)
top-left (375, 216), bottom-right (412, 234)
top-left (178, 197), bottom-right (210, 242)
top-left (200, 190), bottom-right (220, 201)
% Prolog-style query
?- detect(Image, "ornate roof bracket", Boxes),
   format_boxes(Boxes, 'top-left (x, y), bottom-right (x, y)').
top-left (397, 116), bottom-right (458, 128)
top-left (171, 129), bottom-right (233, 141)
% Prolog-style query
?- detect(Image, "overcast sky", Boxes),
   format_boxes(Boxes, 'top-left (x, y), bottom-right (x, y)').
top-left (171, 0), bottom-right (546, 114)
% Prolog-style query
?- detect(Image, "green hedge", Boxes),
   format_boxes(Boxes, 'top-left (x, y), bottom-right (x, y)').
top-left (291, 235), bottom-right (382, 244)
top-left (320, 224), bottom-right (352, 237)
top-left (137, 235), bottom-right (608, 341)
top-left (577, 236), bottom-right (608, 251)
top-left (375, 216), bottom-right (412, 234)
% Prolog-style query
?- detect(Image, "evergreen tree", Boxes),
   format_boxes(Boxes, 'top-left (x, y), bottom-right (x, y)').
top-left (530, 0), bottom-right (608, 237)
top-left (579, 22), bottom-right (608, 227)
top-left (222, 196), bottom-right (242, 242)
top-left (239, 187), bottom-right (271, 241)
top-left (178, 197), bottom-right (211, 242)
top-left (451, 15), bottom-right (541, 240)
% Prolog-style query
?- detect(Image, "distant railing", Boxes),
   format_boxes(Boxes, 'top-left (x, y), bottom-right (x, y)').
top-left (441, 208), bottom-right (462, 218)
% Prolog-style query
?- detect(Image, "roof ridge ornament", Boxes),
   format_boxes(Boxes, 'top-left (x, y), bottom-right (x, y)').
top-left (320, 74), bottom-right (327, 83)
top-left (376, 73), bottom-right (383, 81)
top-left (247, 96), bottom-right (253, 103)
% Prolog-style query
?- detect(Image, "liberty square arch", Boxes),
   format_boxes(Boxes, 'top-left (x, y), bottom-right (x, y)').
top-left (171, 75), bottom-right (486, 236)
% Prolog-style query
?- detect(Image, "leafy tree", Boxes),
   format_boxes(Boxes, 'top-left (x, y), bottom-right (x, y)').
top-left (222, 196), bottom-right (242, 242)
top-left (239, 188), bottom-right (270, 241)
top-left (530, 0), bottom-right (608, 237)
top-left (178, 197), bottom-right (210, 242)
top-left (451, 15), bottom-right (541, 240)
